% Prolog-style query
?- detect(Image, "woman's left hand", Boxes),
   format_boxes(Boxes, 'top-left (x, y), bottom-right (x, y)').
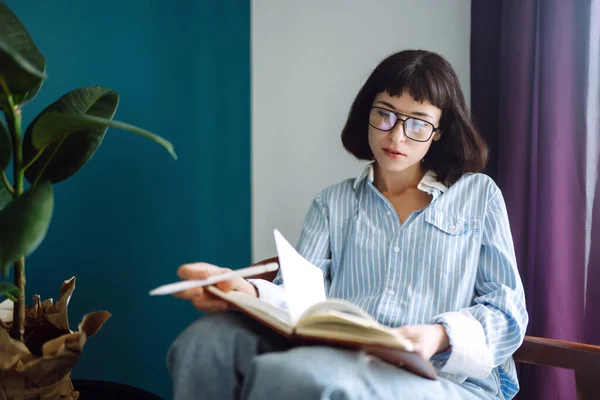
top-left (395, 324), bottom-right (450, 360)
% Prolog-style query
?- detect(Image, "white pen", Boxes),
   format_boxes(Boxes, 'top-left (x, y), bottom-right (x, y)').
top-left (149, 262), bottom-right (279, 296)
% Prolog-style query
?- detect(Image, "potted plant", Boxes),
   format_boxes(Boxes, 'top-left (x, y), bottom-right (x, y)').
top-left (0, 2), bottom-right (177, 398)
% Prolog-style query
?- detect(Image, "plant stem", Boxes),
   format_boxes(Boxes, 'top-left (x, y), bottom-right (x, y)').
top-left (1, 79), bottom-right (26, 342)
top-left (12, 257), bottom-right (25, 341)
top-left (11, 107), bottom-right (25, 342)
top-left (1, 171), bottom-right (13, 193)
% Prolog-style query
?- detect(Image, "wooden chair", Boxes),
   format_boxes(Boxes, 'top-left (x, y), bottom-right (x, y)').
top-left (248, 256), bottom-right (600, 400)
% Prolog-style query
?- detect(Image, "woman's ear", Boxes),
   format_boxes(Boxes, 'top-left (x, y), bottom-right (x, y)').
top-left (433, 131), bottom-right (442, 142)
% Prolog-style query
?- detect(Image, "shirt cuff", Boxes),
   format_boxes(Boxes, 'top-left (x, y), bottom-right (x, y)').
top-left (431, 309), bottom-right (494, 378)
top-left (246, 278), bottom-right (288, 310)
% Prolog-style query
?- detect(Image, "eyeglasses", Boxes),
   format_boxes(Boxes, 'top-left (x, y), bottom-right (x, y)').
top-left (368, 107), bottom-right (439, 142)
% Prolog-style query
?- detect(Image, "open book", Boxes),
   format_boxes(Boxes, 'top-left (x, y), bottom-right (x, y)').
top-left (207, 229), bottom-right (437, 380)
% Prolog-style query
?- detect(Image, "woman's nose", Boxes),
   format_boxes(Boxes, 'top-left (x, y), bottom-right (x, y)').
top-left (388, 122), bottom-right (406, 143)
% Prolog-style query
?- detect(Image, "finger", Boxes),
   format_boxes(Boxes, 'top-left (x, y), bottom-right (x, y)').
top-left (413, 343), bottom-right (429, 360)
top-left (191, 297), bottom-right (230, 312)
top-left (215, 278), bottom-right (237, 292)
top-left (177, 263), bottom-right (225, 280)
top-left (173, 285), bottom-right (226, 301)
top-left (172, 286), bottom-right (206, 300)
top-left (396, 326), bottom-right (420, 341)
top-left (397, 325), bottom-right (419, 335)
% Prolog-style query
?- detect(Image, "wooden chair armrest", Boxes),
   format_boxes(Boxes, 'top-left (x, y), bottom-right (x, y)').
top-left (514, 335), bottom-right (600, 372)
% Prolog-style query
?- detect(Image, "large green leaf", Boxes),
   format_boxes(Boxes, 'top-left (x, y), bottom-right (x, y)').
top-left (31, 114), bottom-right (177, 159)
top-left (22, 87), bottom-right (120, 184)
top-left (0, 118), bottom-right (10, 171)
top-left (0, 281), bottom-right (18, 301)
top-left (0, 184), bottom-right (11, 211)
top-left (0, 2), bottom-right (46, 106)
top-left (0, 181), bottom-right (53, 277)
top-left (23, 87), bottom-right (177, 184)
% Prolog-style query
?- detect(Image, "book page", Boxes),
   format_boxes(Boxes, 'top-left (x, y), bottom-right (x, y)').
top-left (207, 286), bottom-right (294, 335)
top-left (298, 299), bottom-right (375, 322)
top-left (295, 310), bottom-right (415, 352)
top-left (273, 229), bottom-right (326, 324)
top-left (295, 319), bottom-right (415, 351)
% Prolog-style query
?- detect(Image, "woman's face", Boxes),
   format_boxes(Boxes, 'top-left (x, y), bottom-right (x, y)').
top-left (368, 90), bottom-right (442, 175)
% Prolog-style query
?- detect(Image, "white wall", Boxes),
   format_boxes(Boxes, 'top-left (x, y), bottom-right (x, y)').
top-left (252, 0), bottom-right (472, 261)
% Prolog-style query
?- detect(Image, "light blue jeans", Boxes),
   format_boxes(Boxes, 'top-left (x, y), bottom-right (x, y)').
top-left (167, 312), bottom-right (497, 400)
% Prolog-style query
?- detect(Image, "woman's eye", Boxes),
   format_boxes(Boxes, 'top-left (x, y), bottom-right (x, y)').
top-left (411, 119), bottom-right (427, 130)
top-left (381, 111), bottom-right (395, 122)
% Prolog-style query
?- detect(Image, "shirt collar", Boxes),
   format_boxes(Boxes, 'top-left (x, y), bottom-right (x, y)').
top-left (352, 162), bottom-right (448, 195)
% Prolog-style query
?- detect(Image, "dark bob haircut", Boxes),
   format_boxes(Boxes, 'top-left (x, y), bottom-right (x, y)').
top-left (341, 49), bottom-right (488, 187)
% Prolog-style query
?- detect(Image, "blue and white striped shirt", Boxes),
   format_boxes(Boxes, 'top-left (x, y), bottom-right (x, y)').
top-left (253, 164), bottom-right (528, 399)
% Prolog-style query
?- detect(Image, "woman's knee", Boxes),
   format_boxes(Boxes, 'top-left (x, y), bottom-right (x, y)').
top-left (243, 347), bottom-right (370, 400)
top-left (167, 312), bottom-right (250, 370)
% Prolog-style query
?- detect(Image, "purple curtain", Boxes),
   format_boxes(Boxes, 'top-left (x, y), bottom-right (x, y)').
top-left (471, 1), bottom-right (597, 399)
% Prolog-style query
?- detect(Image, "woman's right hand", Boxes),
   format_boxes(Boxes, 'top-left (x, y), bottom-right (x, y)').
top-left (172, 263), bottom-right (258, 312)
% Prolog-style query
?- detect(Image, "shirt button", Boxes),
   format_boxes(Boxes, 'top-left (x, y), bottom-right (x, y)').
top-left (388, 290), bottom-right (395, 295)
top-left (393, 246), bottom-right (400, 253)
top-left (386, 211), bottom-right (392, 216)
top-left (449, 225), bottom-right (456, 232)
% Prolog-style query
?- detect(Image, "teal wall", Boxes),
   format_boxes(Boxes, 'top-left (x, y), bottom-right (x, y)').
top-left (4, 1), bottom-right (251, 398)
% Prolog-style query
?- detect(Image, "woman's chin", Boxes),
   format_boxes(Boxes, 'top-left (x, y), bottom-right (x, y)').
top-left (375, 156), bottom-right (414, 173)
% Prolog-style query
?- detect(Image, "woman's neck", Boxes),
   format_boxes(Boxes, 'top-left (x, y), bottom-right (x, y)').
top-left (373, 163), bottom-right (426, 195)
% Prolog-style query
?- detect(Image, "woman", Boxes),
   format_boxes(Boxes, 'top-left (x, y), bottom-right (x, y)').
top-left (167, 50), bottom-right (528, 400)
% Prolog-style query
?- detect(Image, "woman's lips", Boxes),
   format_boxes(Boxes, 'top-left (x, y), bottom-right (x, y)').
top-left (383, 148), bottom-right (407, 158)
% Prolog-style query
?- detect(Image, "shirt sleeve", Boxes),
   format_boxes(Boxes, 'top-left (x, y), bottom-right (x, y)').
top-left (248, 192), bottom-right (332, 308)
top-left (430, 188), bottom-right (529, 381)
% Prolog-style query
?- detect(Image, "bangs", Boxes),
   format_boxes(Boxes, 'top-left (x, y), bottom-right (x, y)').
top-left (372, 60), bottom-right (453, 111)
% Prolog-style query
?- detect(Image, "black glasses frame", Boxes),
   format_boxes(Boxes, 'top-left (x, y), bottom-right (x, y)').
top-left (369, 106), bottom-right (440, 143)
